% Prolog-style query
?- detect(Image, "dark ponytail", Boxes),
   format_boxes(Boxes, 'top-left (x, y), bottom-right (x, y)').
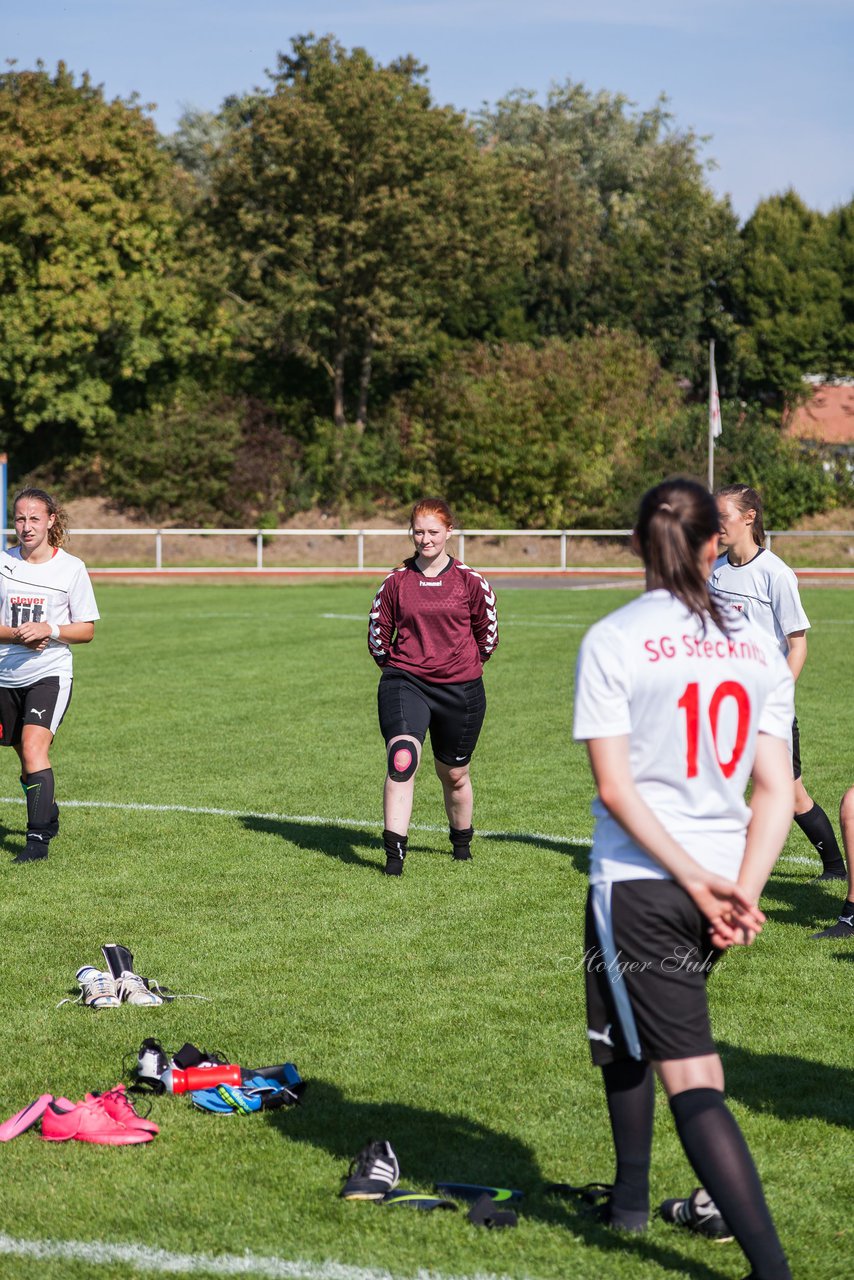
top-left (635, 478), bottom-right (728, 633)
top-left (715, 483), bottom-right (765, 546)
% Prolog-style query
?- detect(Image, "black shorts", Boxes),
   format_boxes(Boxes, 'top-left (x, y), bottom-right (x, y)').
top-left (584, 880), bottom-right (720, 1066)
top-left (792, 715), bottom-right (801, 780)
top-left (0, 677), bottom-right (73, 746)
top-left (378, 668), bottom-right (486, 766)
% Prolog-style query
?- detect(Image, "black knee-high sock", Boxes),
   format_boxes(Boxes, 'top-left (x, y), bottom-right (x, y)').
top-left (670, 1089), bottom-right (791, 1280)
top-left (794, 804), bottom-right (845, 873)
top-left (23, 769), bottom-right (56, 839)
top-left (602, 1059), bottom-right (654, 1230)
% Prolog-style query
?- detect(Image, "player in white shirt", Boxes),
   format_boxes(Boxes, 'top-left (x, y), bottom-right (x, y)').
top-left (711, 483), bottom-right (846, 888)
top-left (0, 489), bottom-right (99, 862)
top-left (572, 478), bottom-right (793, 1279)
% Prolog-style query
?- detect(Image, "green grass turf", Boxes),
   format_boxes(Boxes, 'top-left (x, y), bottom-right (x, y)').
top-left (0, 583), bottom-right (851, 1280)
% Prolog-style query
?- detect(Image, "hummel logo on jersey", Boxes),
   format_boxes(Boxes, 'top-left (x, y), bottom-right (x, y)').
top-left (30, 708), bottom-right (47, 720)
top-left (419, 579), bottom-right (442, 587)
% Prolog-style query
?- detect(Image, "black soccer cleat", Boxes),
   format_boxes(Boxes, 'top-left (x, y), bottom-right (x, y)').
top-left (14, 834), bottom-right (50, 863)
top-left (811, 911), bottom-right (854, 940)
top-left (811, 866), bottom-right (847, 883)
top-left (545, 1180), bottom-right (647, 1233)
top-left (340, 1139), bottom-right (400, 1200)
top-left (659, 1187), bottom-right (733, 1241)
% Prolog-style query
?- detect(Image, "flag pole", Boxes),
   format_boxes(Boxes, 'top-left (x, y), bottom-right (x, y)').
top-left (708, 340), bottom-right (721, 490)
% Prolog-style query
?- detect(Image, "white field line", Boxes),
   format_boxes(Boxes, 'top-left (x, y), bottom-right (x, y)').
top-left (0, 796), bottom-right (589, 848)
top-left (0, 1234), bottom-right (530, 1280)
top-left (0, 796), bottom-right (817, 868)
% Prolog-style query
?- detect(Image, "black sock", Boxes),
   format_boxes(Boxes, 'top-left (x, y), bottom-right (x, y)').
top-left (383, 829), bottom-right (408, 859)
top-left (602, 1059), bottom-right (653, 1230)
top-left (669, 1088), bottom-right (791, 1280)
top-left (449, 825), bottom-right (474, 860)
top-left (794, 804), bottom-right (846, 873)
top-left (23, 769), bottom-right (56, 840)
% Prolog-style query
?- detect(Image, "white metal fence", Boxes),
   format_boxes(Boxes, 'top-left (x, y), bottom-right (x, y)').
top-left (5, 526), bottom-right (854, 574)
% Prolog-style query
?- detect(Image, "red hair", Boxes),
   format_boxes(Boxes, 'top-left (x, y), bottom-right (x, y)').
top-left (409, 497), bottom-right (454, 530)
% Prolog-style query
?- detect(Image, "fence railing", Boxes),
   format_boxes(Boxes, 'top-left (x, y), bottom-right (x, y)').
top-left (4, 527), bottom-right (854, 574)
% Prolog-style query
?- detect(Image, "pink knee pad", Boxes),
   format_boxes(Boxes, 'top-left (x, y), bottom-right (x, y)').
top-left (388, 740), bottom-right (418, 782)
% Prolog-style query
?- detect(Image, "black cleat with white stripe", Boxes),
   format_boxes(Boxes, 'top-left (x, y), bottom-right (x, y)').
top-left (340, 1140), bottom-right (400, 1200)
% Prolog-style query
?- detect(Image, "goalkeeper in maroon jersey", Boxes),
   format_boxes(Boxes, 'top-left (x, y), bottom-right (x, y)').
top-left (367, 498), bottom-right (498, 875)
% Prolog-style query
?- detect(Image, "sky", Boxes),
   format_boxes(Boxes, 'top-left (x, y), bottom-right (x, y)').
top-left (5, 0), bottom-right (853, 222)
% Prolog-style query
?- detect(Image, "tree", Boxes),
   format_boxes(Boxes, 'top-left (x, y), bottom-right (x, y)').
top-left (476, 83), bottom-right (741, 381)
top-left (208, 35), bottom-right (532, 437)
top-left (381, 332), bottom-right (683, 526)
top-left (733, 191), bottom-right (845, 403)
top-left (0, 62), bottom-right (227, 467)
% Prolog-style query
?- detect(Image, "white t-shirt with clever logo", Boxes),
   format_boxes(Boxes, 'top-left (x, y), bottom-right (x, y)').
top-left (573, 590), bottom-right (794, 884)
top-left (0, 547), bottom-right (100, 687)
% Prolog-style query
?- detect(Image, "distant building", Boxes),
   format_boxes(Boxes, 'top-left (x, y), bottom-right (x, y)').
top-left (786, 378), bottom-right (854, 446)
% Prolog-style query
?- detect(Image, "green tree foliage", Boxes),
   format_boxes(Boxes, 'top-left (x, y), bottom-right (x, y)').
top-left (366, 332), bottom-right (836, 529)
top-left (0, 62), bottom-right (228, 466)
top-left (733, 192), bottom-right (846, 402)
top-left (207, 34), bottom-right (532, 438)
top-left (609, 403), bottom-right (834, 528)
top-left (375, 332), bottom-right (682, 525)
top-left (476, 83), bottom-right (741, 379)
top-left (99, 384), bottom-right (306, 525)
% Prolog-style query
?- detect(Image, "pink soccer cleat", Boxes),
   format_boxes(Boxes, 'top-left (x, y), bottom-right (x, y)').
top-left (0, 1094), bottom-right (53, 1142)
top-left (85, 1084), bottom-right (159, 1135)
top-left (41, 1096), bottom-right (153, 1145)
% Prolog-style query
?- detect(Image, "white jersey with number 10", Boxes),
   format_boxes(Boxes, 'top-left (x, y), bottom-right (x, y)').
top-left (573, 590), bottom-right (794, 885)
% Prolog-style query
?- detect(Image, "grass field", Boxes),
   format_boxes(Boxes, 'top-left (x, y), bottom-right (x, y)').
top-left (0, 582), bottom-right (851, 1280)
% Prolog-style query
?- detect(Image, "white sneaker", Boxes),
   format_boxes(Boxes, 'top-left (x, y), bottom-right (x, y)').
top-left (76, 966), bottom-right (121, 1009)
top-left (117, 971), bottom-right (163, 1006)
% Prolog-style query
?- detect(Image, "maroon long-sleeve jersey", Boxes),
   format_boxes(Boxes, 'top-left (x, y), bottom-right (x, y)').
top-left (368, 557), bottom-right (498, 683)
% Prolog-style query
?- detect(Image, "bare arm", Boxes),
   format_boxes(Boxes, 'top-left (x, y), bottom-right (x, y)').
top-left (14, 620), bottom-right (95, 649)
top-left (737, 733), bottom-right (796, 904)
top-left (785, 631), bottom-right (807, 682)
top-left (586, 735), bottom-right (765, 948)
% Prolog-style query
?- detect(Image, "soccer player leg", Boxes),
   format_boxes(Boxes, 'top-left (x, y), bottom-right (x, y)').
top-left (811, 786), bottom-right (854, 940)
top-left (378, 673), bottom-right (429, 873)
top-left (17, 724), bottom-right (56, 861)
top-left (382, 736), bottom-right (420, 875)
top-left (584, 886), bottom-right (653, 1232)
top-left (791, 717), bottom-right (845, 878)
top-left (658, 1059), bottom-right (791, 1279)
top-left (432, 678), bottom-right (485, 860)
top-left (433, 759), bottom-right (473, 858)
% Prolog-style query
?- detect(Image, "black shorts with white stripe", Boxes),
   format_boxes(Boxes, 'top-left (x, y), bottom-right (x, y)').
top-left (0, 676), bottom-right (73, 745)
top-left (583, 880), bottom-right (721, 1067)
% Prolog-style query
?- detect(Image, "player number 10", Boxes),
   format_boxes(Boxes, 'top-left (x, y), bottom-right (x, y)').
top-left (677, 680), bottom-right (751, 779)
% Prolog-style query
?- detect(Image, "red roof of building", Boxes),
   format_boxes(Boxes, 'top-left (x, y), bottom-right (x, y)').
top-left (786, 383), bottom-right (854, 443)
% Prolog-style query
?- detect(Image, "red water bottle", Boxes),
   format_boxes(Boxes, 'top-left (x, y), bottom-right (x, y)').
top-left (161, 1064), bottom-right (241, 1094)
